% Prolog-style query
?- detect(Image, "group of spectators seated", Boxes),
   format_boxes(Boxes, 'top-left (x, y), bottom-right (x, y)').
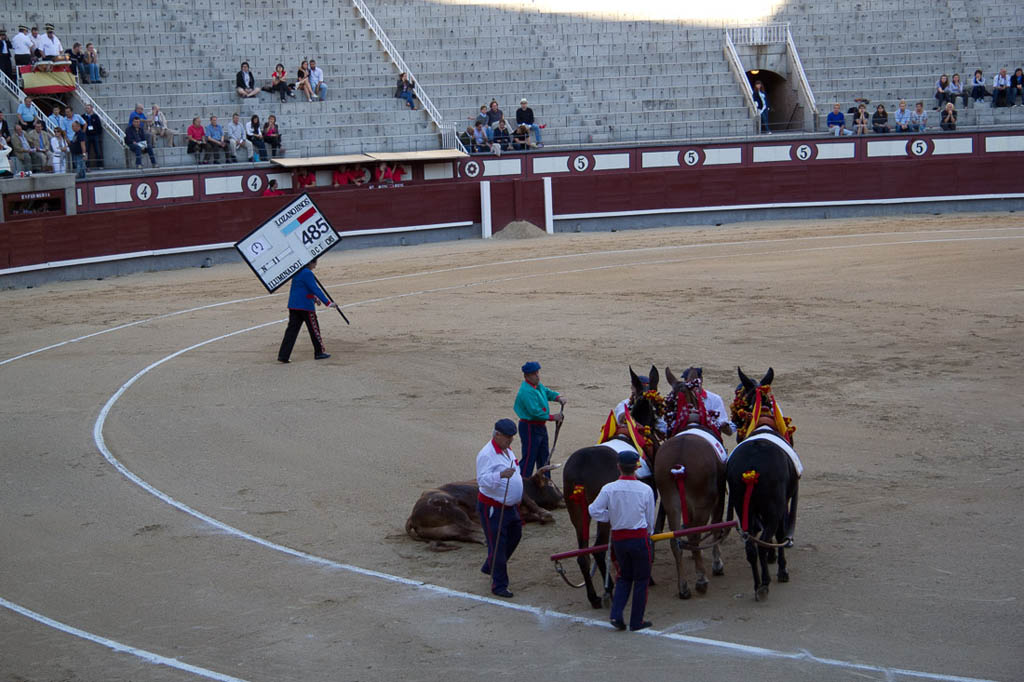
top-left (827, 65), bottom-right (1024, 137)
top-left (459, 98), bottom-right (546, 155)
top-left (1, 97), bottom-right (101, 178)
top-left (185, 112), bottom-right (283, 164)
top-left (236, 60), bottom-right (326, 103)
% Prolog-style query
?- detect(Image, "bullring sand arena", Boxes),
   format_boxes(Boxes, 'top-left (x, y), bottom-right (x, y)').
top-left (1, 214), bottom-right (1021, 681)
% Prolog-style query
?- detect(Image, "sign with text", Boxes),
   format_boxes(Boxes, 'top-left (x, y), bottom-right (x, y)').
top-left (234, 193), bottom-right (340, 292)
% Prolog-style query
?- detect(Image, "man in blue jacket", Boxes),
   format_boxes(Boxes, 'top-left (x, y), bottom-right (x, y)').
top-left (513, 361), bottom-right (566, 477)
top-left (277, 259), bottom-right (337, 363)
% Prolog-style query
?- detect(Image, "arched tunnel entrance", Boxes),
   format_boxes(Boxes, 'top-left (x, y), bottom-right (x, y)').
top-left (746, 69), bottom-right (798, 133)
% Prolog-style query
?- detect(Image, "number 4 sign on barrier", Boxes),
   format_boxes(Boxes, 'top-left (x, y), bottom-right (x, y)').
top-left (234, 193), bottom-right (342, 292)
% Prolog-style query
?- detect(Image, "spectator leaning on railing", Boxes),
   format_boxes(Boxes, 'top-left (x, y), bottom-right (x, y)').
top-left (36, 24), bottom-right (62, 60)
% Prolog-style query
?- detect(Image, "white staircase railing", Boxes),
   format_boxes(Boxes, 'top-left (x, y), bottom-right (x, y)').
top-left (723, 31), bottom-right (759, 126)
top-left (785, 26), bottom-right (818, 115)
top-left (349, 0), bottom-right (467, 154)
top-left (729, 23), bottom-right (789, 46)
top-left (74, 83), bottom-right (128, 149)
top-left (0, 68), bottom-right (58, 135)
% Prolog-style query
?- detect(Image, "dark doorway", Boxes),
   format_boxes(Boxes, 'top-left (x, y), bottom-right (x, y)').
top-left (746, 69), bottom-right (796, 133)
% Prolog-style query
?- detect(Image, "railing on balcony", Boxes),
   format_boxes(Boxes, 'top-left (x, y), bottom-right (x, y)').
top-left (727, 23), bottom-right (789, 46)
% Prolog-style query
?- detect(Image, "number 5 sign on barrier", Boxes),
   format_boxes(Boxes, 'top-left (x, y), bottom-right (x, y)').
top-left (234, 193), bottom-right (342, 293)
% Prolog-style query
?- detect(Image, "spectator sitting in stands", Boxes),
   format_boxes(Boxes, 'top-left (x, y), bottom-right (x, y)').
top-left (50, 127), bottom-right (69, 173)
top-left (83, 103), bottom-right (103, 168)
top-left (486, 100), bottom-right (503, 127)
top-left (471, 121), bottom-right (498, 155)
top-left (84, 42), bottom-right (102, 83)
top-left (125, 116), bottom-right (157, 169)
top-left (934, 74), bottom-right (951, 110)
top-left (970, 69), bottom-right (988, 104)
top-left (493, 118), bottom-right (512, 151)
top-left (0, 137), bottom-right (12, 178)
top-left (459, 125), bottom-right (474, 150)
top-left (295, 60), bottom-right (314, 102)
top-left (10, 123), bottom-right (40, 171)
top-left (852, 103), bottom-right (869, 135)
top-left (893, 100), bottom-right (912, 132)
top-left (394, 72), bottom-right (416, 110)
top-left (65, 42), bottom-right (86, 81)
top-left (0, 111), bottom-right (10, 142)
top-left (27, 119), bottom-right (52, 171)
top-left (515, 99), bottom-right (544, 147)
top-left (949, 73), bottom-right (967, 109)
top-left (246, 114), bottom-right (267, 160)
top-left (940, 102), bottom-right (957, 131)
top-left (186, 116), bottom-right (206, 163)
top-left (61, 107), bottom-right (85, 138)
top-left (992, 68), bottom-right (1010, 107)
top-left (871, 104), bottom-right (890, 133)
top-left (512, 123), bottom-right (535, 150)
top-left (70, 120), bottom-right (87, 178)
top-left (1010, 68), bottom-right (1024, 107)
top-left (268, 63), bottom-right (289, 103)
top-left (294, 166), bottom-right (315, 188)
top-left (149, 104), bottom-right (176, 146)
top-left (263, 178), bottom-right (283, 196)
top-left (204, 114), bottom-right (231, 163)
top-left (309, 59), bottom-right (326, 101)
top-left (472, 105), bottom-right (488, 127)
top-left (374, 161), bottom-right (394, 184)
top-left (227, 112), bottom-right (253, 162)
top-left (264, 179), bottom-right (284, 196)
top-left (827, 103), bottom-right (852, 136)
top-left (262, 114), bottom-right (283, 157)
top-left (236, 61), bottom-right (260, 98)
top-left (17, 96), bottom-right (36, 127)
top-left (332, 164), bottom-right (365, 186)
top-left (128, 103), bottom-right (148, 129)
top-left (910, 101), bottom-right (928, 132)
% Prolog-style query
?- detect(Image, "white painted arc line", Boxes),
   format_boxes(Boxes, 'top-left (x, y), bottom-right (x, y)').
top-left (3, 225), bottom-right (1022, 368)
top-left (84, 233), bottom-right (1020, 682)
top-left (0, 596), bottom-right (252, 682)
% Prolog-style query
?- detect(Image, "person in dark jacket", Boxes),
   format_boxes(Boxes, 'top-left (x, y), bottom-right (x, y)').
top-left (82, 103), bottom-right (103, 168)
top-left (394, 72), bottom-right (416, 110)
top-left (0, 27), bottom-right (16, 83)
top-left (125, 116), bottom-right (157, 168)
top-left (515, 98), bottom-right (544, 147)
top-left (278, 259), bottom-right (338, 362)
top-left (236, 61), bottom-right (259, 98)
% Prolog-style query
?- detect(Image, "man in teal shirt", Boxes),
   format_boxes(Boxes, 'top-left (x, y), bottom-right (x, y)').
top-left (514, 361), bottom-right (566, 477)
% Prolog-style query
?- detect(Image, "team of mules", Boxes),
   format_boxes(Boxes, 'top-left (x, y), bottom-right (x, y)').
top-left (405, 365), bottom-right (799, 603)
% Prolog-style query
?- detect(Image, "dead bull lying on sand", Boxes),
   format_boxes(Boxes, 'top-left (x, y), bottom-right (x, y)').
top-left (406, 465), bottom-right (564, 550)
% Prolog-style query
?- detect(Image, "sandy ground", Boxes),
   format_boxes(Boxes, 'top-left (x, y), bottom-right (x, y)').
top-left (0, 214), bottom-right (1021, 682)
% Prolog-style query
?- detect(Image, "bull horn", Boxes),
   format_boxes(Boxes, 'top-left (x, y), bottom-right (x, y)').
top-left (536, 463), bottom-right (563, 473)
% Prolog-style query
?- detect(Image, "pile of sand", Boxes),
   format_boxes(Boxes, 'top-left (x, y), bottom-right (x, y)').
top-left (492, 220), bottom-right (547, 239)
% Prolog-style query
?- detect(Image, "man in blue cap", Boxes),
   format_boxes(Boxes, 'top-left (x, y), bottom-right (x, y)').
top-left (588, 449), bottom-right (656, 631)
top-left (476, 418), bottom-right (523, 598)
top-left (513, 361), bottom-right (566, 478)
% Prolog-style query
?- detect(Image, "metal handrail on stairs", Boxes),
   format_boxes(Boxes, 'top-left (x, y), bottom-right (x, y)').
top-left (0, 68), bottom-right (58, 135)
top-left (349, 0), bottom-right (466, 154)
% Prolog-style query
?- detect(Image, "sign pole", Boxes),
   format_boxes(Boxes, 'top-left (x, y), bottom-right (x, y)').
top-left (313, 274), bottom-right (350, 325)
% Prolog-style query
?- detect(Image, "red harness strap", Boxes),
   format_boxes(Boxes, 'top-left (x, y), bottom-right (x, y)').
top-left (672, 468), bottom-right (690, 526)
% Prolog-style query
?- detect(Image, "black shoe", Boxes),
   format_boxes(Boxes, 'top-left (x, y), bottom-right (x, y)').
top-left (278, 358), bottom-right (289, 363)
top-left (610, 619), bottom-right (626, 631)
top-left (480, 564), bottom-right (491, 575)
top-left (630, 621), bottom-right (653, 632)
top-left (491, 588), bottom-right (513, 598)
top-left (314, 352), bottom-right (331, 360)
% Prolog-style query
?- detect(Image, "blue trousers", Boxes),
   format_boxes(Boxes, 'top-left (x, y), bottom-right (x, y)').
top-left (478, 501), bottom-right (521, 593)
top-left (518, 420), bottom-right (549, 478)
top-left (610, 536), bottom-right (652, 630)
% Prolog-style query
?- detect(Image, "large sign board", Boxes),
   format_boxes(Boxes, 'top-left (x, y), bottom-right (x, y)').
top-left (234, 193), bottom-right (341, 292)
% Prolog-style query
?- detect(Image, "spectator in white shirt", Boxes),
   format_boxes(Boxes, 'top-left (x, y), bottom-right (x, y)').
top-left (226, 112), bottom-right (253, 162)
top-left (308, 59), bottom-right (326, 101)
top-left (148, 104), bottom-right (177, 146)
top-left (36, 24), bottom-right (62, 59)
top-left (992, 68), bottom-right (1010, 107)
top-left (12, 26), bottom-right (33, 67)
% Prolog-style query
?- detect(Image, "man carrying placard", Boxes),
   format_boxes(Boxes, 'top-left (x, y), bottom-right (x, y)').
top-left (277, 258), bottom-right (338, 363)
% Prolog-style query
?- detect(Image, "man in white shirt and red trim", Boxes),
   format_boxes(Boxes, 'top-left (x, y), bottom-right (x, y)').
top-left (476, 418), bottom-right (523, 598)
top-left (588, 450), bottom-right (656, 631)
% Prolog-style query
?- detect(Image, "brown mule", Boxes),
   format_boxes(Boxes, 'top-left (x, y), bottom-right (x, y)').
top-left (654, 367), bottom-right (727, 599)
